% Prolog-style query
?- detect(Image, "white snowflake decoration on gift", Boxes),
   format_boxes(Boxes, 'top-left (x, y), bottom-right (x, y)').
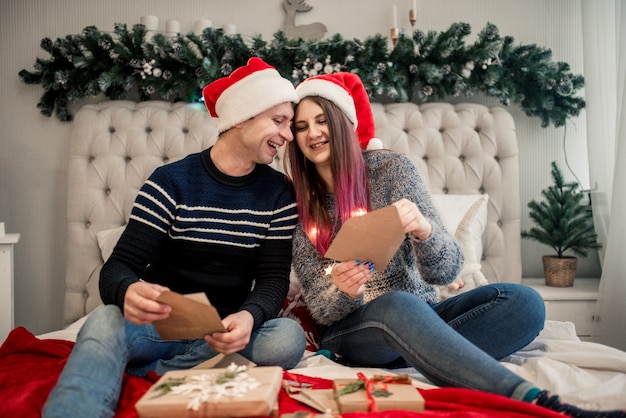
top-left (169, 363), bottom-right (261, 412)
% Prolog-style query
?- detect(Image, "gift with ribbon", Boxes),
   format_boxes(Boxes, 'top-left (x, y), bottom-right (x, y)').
top-left (333, 372), bottom-right (425, 413)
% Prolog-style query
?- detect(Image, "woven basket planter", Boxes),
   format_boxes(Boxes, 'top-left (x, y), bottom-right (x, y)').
top-left (542, 255), bottom-right (578, 287)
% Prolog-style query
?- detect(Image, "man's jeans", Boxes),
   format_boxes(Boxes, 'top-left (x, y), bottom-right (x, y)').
top-left (43, 305), bottom-right (305, 418)
top-left (320, 283), bottom-right (545, 400)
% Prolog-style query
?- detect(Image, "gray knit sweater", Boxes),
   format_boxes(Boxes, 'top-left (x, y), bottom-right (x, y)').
top-left (292, 150), bottom-right (463, 326)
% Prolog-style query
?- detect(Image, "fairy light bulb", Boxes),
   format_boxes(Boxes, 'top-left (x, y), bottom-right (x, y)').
top-left (307, 226), bottom-right (318, 244)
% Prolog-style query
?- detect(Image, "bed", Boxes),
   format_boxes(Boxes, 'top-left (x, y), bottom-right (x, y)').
top-left (1, 100), bottom-right (625, 417)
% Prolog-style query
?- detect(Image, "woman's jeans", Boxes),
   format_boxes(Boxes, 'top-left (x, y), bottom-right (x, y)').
top-left (43, 305), bottom-right (306, 418)
top-left (320, 283), bottom-right (545, 400)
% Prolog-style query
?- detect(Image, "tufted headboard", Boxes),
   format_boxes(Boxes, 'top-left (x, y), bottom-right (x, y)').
top-left (63, 100), bottom-right (521, 326)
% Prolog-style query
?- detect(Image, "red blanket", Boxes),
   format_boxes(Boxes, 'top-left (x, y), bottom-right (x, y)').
top-left (0, 327), bottom-right (561, 417)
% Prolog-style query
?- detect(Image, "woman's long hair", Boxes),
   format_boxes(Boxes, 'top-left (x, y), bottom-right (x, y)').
top-left (285, 96), bottom-right (371, 254)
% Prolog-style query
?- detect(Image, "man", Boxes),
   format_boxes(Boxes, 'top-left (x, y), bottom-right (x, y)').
top-left (43, 57), bottom-right (305, 417)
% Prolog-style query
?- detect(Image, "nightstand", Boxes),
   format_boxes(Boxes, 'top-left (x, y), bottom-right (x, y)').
top-left (0, 233), bottom-right (20, 343)
top-left (521, 278), bottom-right (600, 341)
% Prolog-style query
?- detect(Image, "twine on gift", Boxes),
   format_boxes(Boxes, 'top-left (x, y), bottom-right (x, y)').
top-left (371, 374), bottom-right (412, 384)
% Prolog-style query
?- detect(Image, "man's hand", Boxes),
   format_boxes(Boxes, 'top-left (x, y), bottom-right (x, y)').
top-left (204, 310), bottom-right (254, 355)
top-left (123, 281), bottom-right (171, 325)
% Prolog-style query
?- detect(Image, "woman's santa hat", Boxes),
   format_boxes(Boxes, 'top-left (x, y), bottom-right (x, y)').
top-left (202, 57), bottom-right (299, 133)
top-left (295, 72), bottom-right (383, 150)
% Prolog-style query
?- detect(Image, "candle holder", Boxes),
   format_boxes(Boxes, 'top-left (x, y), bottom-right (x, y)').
top-left (390, 27), bottom-right (399, 46)
top-left (409, 9), bottom-right (418, 33)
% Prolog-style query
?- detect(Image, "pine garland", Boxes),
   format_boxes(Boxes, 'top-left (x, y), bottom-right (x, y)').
top-left (19, 22), bottom-right (585, 127)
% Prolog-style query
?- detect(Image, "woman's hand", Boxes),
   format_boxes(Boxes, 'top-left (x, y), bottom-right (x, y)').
top-left (123, 281), bottom-right (171, 325)
top-left (392, 198), bottom-right (432, 241)
top-left (329, 260), bottom-right (373, 298)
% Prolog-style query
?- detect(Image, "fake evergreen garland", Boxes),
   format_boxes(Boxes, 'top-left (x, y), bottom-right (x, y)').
top-left (19, 21), bottom-right (585, 127)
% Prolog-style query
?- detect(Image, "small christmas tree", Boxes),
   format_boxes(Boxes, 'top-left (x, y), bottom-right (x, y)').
top-left (521, 161), bottom-right (601, 258)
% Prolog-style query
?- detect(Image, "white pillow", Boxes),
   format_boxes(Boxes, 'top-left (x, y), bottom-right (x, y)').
top-left (96, 226), bottom-right (126, 262)
top-left (431, 194), bottom-right (489, 299)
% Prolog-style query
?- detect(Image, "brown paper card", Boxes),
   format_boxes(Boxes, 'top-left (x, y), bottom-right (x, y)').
top-left (324, 205), bottom-right (405, 270)
top-left (286, 388), bottom-right (338, 414)
top-left (153, 291), bottom-right (226, 340)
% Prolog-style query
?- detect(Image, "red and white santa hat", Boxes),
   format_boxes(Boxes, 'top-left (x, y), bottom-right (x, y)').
top-left (202, 57), bottom-right (299, 133)
top-left (295, 72), bottom-right (383, 150)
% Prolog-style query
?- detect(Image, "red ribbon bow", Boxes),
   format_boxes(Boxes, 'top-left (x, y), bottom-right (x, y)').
top-left (357, 372), bottom-right (388, 412)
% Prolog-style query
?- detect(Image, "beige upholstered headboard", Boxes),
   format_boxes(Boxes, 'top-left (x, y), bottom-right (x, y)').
top-left (63, 100), bottom-right (521, 326)
top-left (372, 102), bottom-right (521, 286)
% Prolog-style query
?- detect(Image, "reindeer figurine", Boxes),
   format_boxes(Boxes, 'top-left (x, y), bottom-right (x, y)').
top-left (283, 0), bottom-right (327, 41)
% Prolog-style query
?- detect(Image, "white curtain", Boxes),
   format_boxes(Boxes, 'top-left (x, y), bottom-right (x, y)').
top-left (583, 0), bottom-right (626, 350)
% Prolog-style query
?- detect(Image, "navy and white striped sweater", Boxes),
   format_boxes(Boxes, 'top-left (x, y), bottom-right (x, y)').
top-left (100, 148), bottom-right (298, 329)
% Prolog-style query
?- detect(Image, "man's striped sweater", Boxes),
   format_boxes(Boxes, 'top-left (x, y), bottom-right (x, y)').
top-left (100, 148), bottom-right (298, 329)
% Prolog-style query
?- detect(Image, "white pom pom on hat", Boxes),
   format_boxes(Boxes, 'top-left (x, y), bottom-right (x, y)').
top-left (366, 137), bottom-right (384, 150)
top-left (295, 72), bottom-right (382, 150)
top-left (202, 57), bottom-right (299, 133)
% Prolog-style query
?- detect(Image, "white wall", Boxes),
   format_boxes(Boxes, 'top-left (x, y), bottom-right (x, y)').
top-left (0, 0), bottom-right (599, 335)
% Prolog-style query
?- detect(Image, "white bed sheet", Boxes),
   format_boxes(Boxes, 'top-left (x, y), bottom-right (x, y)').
top-left (39, 318), bottom-right (626, 410)
top-left (502, 323), bottom-right (626, 410)
top-left (291, 320), bottom-right (626, 409)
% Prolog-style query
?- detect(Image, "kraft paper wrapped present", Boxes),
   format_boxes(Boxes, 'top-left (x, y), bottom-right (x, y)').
top-left (333, 373), bottom-right (425, 413)
top-left (135, 364), bottom-right (282, 417)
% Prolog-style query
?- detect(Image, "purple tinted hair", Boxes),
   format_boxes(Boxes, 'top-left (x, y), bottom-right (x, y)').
top-left (286, 96), bottom-right (371, 254)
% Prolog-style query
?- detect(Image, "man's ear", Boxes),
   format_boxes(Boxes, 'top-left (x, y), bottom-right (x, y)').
top-left (233, 116), bottom-right (255, 129)
top-left (231, 121), bottom-right (245, 131)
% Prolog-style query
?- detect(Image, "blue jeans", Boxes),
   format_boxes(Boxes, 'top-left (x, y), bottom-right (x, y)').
top-left (319, 283), bottom-right (545, 400)
top-left (43, 305), bottom-right (306, 418)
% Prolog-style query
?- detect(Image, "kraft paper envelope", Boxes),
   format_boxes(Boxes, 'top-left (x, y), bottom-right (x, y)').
top-left (153, 291), bottom-right (226, 340)
top-left (285, 388), bottom-right (338, 414)
top-left (325, 205), bottom-right (405, 270)
top-left (192, 352), bottom-right (256, 370)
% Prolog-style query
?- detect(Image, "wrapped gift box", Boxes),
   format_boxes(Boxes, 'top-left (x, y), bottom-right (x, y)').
top-left (333, 375), bottom-right (425, 413)
top-left (135, 365), bottom-right (282, 417)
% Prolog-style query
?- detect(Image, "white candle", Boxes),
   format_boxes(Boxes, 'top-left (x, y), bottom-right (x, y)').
top-left (140, 15), bottom-right (158, 31)
top-left (166, 19), bottom-right (180, 36)
top-left (412, 0), bottom-right (417, 11)
top-left (392, 5), bottom-right (398, 28)
top-left (193, 18), bottom-right (213, 35)
top-left (223, 22), bottom-right (237, 35)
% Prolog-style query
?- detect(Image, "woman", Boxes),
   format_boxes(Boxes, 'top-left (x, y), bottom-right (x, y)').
top-left (285, 72), bottom-right (625, 418)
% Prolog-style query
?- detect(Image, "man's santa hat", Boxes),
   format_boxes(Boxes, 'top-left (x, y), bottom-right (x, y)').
top-left (295, 72), bottom-right (383, 150)
top-left (202, 57), bottom-right (299, 133)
